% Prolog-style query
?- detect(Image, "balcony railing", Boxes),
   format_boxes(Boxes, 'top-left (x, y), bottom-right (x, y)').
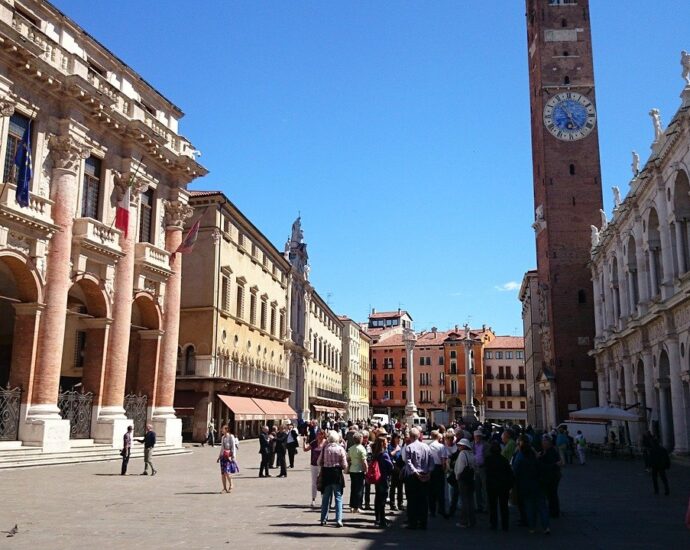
top-left (0, 183), bottom-right (53, 225)
top-left (517, 373), bottom-right (526, 379)
top-left (316, 388), bottom-right (347, 402)
top-left (485, 373), bottom-right (494, 380)
top-left (135, 242), bottom-right (171, 271)
top-left (213, 361), bottom-right (290, 390)
top-left (72, 217), bottom-right (122, 256)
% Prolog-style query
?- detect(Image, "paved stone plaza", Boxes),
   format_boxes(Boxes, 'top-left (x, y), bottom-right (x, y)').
top-left (1, 445), bottom-right (689, 549)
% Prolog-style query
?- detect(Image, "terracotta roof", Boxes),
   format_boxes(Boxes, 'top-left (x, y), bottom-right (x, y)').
top-left (189, 190), bottom-right (222, 197)
top-left (415, 330), bottom-right (452, 345)
top-left (371, 334), bottom-right (405, 348)
top-left (485, 336), bottom-right (524, 349)
top-left (369, 310), bottom-right (412, 320)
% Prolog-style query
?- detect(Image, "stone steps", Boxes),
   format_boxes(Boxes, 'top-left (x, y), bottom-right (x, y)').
top-left (0, 442), bottom-right (190, 469)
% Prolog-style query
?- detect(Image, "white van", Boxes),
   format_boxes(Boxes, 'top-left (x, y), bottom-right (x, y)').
top-left (412, 416), bottom-right (428, 433)
top-left (372, 413), bottom-right (390, 426)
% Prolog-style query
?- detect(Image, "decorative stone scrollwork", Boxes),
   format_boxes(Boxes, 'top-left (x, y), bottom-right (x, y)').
top-left (48, 134), bottom-right (90, 173)
top-left (113, 170), bottom-right (149, 201)
top-left (0, 101), bottom-right (15, 117)
top-left (162, 199), bottom-right (193, 229)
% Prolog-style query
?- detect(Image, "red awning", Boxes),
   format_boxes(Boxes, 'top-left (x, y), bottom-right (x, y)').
top-left (218, 395), bottom-right (265, 421)
top-left (253, 398), bottom-right (297, 420)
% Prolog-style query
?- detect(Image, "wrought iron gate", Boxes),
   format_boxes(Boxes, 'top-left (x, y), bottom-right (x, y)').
top-left (124, 393), bottom-right (148, 437)
top-left (0, 385), bottom-right (21, 441)
top-left (58, 389), bottom-right (93, 439)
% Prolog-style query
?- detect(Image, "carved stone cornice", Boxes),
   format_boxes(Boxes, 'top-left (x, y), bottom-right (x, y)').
top-left (113, 170), bottom-right (149, 201)
top-left (48, 134), bottom-right (91, 174)
top-left (0, 101), bottom-right (15, 117)
top-left (162, 199), bottom-right (193, 229)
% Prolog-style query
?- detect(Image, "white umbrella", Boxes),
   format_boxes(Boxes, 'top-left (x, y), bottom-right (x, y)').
top-left (570, 406), bottom-right (640, 422)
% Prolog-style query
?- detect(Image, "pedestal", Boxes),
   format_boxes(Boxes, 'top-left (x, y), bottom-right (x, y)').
top-left (462, 405), bottom-right (478, 426)
top-left (404, 402), bottom-right (418, 426)
top-left (681, 86), bottom-right (690, 108)
top-left (153, 416), bottom-right (183, 448)
top-left (93, 409), bottom-right (133, 449)
top-left (19, 404), bottom-right (71, 452)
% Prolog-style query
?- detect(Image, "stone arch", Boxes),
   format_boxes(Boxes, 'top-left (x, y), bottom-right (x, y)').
top-left (70, 273), bottom-right (110, 319)
top-left (125, 293), bottom-right (163, 400)
top-left (0, 252), bottom-right (43, 394)
top-left (672, 169), bottom-right (690, 274)
top-left (626, 234), bottom-right (640, 310)
top-left (657, 348), bottom-right (674, 449)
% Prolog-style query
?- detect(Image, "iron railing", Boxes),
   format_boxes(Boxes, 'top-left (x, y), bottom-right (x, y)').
top-left (0, 385), bottom-right (21, 441)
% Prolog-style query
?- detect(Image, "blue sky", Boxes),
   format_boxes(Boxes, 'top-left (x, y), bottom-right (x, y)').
top-left (54, 0), bottom-right (690, 334)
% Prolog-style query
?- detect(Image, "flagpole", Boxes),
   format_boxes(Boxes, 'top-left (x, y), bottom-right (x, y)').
top-left (3, 106), bottom-right (37, 208)
top-left (109, 156), bottom-right (144, 231)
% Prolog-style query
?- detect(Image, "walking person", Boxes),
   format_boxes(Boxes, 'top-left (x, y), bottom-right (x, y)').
top-left (347, 432), bottom-right (368, 513)
top-left (269, 426), bottom-right (278, 468)
top-left (485, 441), bottom-right (514, 531)
top-left (556, 428), bottom-right (569, 466)
top-left (304, 428), bottom-right (326, 507)
top-left (205, 420), bottom-right (216, 447)
top-left (649, 438), bottom-right (671, 496)
top-left (454, 438), bottom-right (476, 528)
top-left (276, 424), bottom-right (288, 477)
top-left (258, 425), bottom-right (271, 478)
top-left (361, 430), bottom-right (373, 510)
top-left (443, 429), bottom-right (460, 517)
top-left (388, 432), bottom-right (405, 511)
top-left (538, 434), bottom-right (562, 518)
top-left (402, 427), bottom-right (433, 530)
top-left (473, 429), bottom-right (489, 513)
top-left (372, 435), bottom-right (394, 527)
top-left (427, 430), bottom-right (446, 518)
top-left (137, 424), bottom-right (157, 476)
top-left (574, 430), bottom-right (587, 465)
top-left (120, 425), bottom-right (133, 475)
top-left (513, 436), bottom-right (550, 534)
top-left (286, 422), bottom-right (299, 468)
top-left (318, 430), bottom-right (348, 527)
top-left (217, 424), bottom-right (239, 493)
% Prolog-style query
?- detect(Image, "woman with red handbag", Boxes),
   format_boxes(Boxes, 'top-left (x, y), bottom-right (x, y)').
top-left (217, 425), bottom-right (240, 493)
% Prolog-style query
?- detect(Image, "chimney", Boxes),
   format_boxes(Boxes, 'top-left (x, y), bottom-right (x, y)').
top-left (397, 308), bottom-right (401, 314)
top-left (371, 308), bottom-right (376, 314)
top-left (454, 324), bottom-right (458, 332)
top-left (482, 324), bottom-right (486, 331)
top-left (431, 326), bottom-right (437, 337)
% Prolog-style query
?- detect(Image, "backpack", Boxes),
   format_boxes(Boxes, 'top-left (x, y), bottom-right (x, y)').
top-left (366, 457), bottom-right (381, 484)
top-left (458, 453), bottom-right (475, 489)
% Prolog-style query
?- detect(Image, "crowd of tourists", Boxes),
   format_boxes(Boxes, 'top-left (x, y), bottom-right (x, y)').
top-left (299, 418), bottom-right (569, 533)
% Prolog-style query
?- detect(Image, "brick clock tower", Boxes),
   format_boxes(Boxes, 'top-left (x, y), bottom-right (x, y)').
top-left (526, 0), bottom-right (603, 424)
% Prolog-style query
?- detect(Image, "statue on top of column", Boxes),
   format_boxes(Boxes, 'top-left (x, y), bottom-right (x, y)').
top-left (590, 225), bottom-right (600, 248)
top-left (649, 108), bottom-right (663, 142)
top-left (631, 151), bottom-right (640, 177)
top-left (599, 209), bottom-right (608, 231)
top-left (681, 50), bottom-right (690, 86)
top-left (612, 186), bottom-right (622, 209)
top-left (291, 216), bottom-right (304, 244)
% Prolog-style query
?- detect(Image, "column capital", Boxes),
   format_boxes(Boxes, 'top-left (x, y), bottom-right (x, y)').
top-left (48, 134), bottom-right (91, 174)
top-left (162, 199), bottom-right (193, 230)
top-left (0, 100), bottom-right (15, 117)
top-left (113, 170), bottom-right (149, 201)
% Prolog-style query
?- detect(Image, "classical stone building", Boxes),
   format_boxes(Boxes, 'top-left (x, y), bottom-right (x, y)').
top-left (590, 72), bottom-right (690, 454)
top-left (483, 336), bottom-right (528, 426)
top-left (0, 0), bottom-right (205, 451)
top-left (284, 218), bottom-right (345, 421)
top-left (176, 192), bottom-right (294, 441)
top-left (340, 316), bottom-right (371, 421)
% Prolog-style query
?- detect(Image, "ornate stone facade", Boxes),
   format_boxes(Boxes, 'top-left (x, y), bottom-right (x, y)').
top-left (590, 57), bottom-right (690, 454)
top-left (0, 1), bottom-right (205, 451)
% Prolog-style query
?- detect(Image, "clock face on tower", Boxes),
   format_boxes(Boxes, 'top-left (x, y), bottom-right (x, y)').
top-left (543, 92), bottom-right (597, 141)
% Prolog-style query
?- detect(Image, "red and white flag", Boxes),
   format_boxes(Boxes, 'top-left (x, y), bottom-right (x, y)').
top-left (115, 185), bottom-right (130, 237)
top-left (171, 217), bottom-right (201, 263)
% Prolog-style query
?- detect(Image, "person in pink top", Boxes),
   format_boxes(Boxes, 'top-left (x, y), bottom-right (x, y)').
top-left (317, 430), bottom-right (348, 527)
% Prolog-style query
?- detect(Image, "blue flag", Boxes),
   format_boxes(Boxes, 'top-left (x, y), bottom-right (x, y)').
top-left (14, 121), bottom-right (32, 208)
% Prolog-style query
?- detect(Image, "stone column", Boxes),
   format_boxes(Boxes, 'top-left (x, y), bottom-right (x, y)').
top-left (642, 349), bottom-right (656, 433)
top-left (655, 181), bottom-right (676, 298)
top-left (592, 267), bottom-right (603, 337)
top-left (10, 303), bottom-right (43, 406)
top-left (624, 361), bottom-right (640, 444)
top-left (675, 221), bottom-right (687, 275)
top-left (666, 338), bottom-right (688, 454)
top-left (403, 328), bottom-right (418, 424)
top-left (95, 171), bottom-right (149, 447)
top-left (602, 262), bottom-right (614, 331)
top-left (23, 132), bottom-right (89, 452)
top-left (461, 326), bottom-right (478, 425)
top-left (79, 318), bottom-right (112, 441)
top-left (595, 361), bottom-right (607, 406)
top-left (616, 252), bottom-right (629, 321)
top-left (635, 237), bottom-right (650, 314)
top-left (152, 199), bottom-right (192, 447)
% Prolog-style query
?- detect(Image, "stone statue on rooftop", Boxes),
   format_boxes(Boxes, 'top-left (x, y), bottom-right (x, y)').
top-left (631, 151), bottom-right (640, 177)
top-left (591, 225), bottom-right (600, 248)
top-left (682, 50), bottom-right (690, 86)
top-left (612, 186), bottom-right (622, 209)
top-left (599, 208), bottom-right (607, 230)
top-left (649, 108), bottom-right (663, 142)
top-left (291, 216), bottom-right (304, 244)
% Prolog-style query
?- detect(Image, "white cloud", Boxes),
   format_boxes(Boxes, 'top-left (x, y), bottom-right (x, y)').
top-left (495, 281), bottom-right (520, 292)
top-left (448, 292), bottom-right (463, 297)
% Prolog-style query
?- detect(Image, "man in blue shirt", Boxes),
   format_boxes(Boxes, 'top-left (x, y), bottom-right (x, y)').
top-left (138, 424), bottom-right (157, 476)
top-left (402, 428), bottom-right (432, 529)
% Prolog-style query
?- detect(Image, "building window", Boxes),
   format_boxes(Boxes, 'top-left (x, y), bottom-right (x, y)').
top-left (249, 292), bottom-right (257, 325)
top-left (569, 163), bottom-right (576, 175)
top-left (3, 113), bottom-right (30, 184)
top-left (419, 356), bottom-right (425, 366)
top-left (488, 400), bottom-right (493, 409)
top-left (402, 391), bottom-right (407, 400)
top-left (439, 356), bottom-right (444, 366)
top-left (185, 346), bottom-right (196, 375)
top-left (372, 390), bottom-right (377, 400)
top-left (450, 379), bottom-right (458, 394)
top-left (74, 331), bottom-right (86, 369)
top-left (485, 351), bottom-right (493, 359)
top-left (371, 358), bottom-right (377, 370)
top-left (260, 299), bottom-right (267, 331)
top-left (516, 351), bottom-right (524, 359)
top-left (82, 156), bottom-right (102, 220)
top-left (279, 311), bottom-right (286, 338)
top-left (425, 357), bottom-right (431, 366)
top-left (520, 401), bottom-right (526, 409)
top-left (401, 357), bottom-right (407, 369)
top-left (500, 401), bottom-right (505, 409)
top-left (450, 361), bottom-right (457, 375)
top-left (235, 283), bottom-right (244, 318)
top-left (507, 401), bottom-right (513, 409)
top-left (139, 188), bottom-right (154, 243)
top-left (439, 390), bottom-right (445, 402)
top-left (450, 350), bottom-right (457, 359)
top-left (487, 383), bottom-right (493, 395)
top-left (506, 351), bottom-right (513, 360)
top-left (221, 275), bottom-right (230, 312)
top-left (270, 306), bottom-right (277, 336)
top-left (578, 289), bottom-right (587, 304)
top-left (495, 351), bottom-right (503, 359)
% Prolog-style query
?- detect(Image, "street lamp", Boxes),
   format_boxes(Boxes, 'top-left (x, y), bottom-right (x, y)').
top-left (462, 324), bottom-right (479, 425)
top-left (402, 328), bottom-right (418, 425)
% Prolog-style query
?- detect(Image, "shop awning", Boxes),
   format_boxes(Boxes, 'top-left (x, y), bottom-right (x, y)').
top-left (312, 405), bottom-right (330, 413)
top-left (253, 398), bottom-right (297, 420)
top-left (218, 395), bottom-right (265, 421)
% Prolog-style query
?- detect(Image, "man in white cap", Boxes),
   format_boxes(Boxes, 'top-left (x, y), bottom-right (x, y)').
top-left (473, 429), bottom-right (488, 513)
top-left (454, 438), bottom-right (476, 528)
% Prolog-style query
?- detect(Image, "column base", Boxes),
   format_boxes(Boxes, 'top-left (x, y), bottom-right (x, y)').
top-left (93, 412), bottom-right (133, 449)
top-left (19, 404), bottom-right (71, 452)
top-left (152, 417), bottom-right (182, 448)
top-left (404, 403), bottom-right (418, 426)
top-left (462, 406), bottom-right (479, 426)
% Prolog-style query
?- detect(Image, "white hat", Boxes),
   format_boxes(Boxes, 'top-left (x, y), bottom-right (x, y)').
top-left (459, 438), bottom-right (472, 448)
